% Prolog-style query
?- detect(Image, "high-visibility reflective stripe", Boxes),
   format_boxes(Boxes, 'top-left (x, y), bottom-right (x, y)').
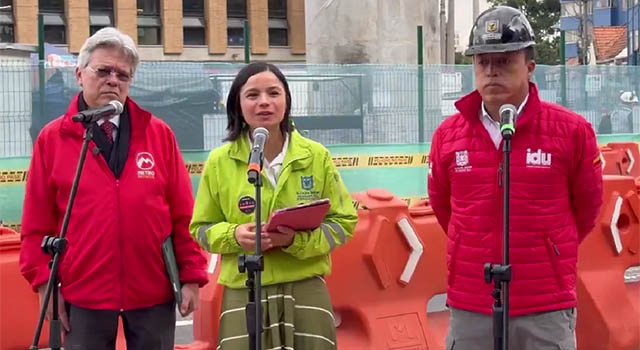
top-left (326, 221), bottom-right (346, 244)
top-left (320, 224), bottom-right (337, 251)
top-left (197, 223), bottom-right (215, 248)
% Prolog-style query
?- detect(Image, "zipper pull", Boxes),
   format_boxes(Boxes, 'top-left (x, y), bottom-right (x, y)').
top-left (498, 163), bottom-right (503, 186)
top-left (546, 237), bottom-right (560, 255)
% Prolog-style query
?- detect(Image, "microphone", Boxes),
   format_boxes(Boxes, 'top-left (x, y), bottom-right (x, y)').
top-left (72, 100), bottom-right (123, 123)
top-left (499, 104), bottom-right (517, 140)
top-left (247, 127), bottom-right (269, 184)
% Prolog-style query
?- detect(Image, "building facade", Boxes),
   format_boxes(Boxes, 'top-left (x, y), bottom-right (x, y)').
top-left (0, 0), bottom-right (306, 62)
top-left (560, 0), bottom-right (640, 64)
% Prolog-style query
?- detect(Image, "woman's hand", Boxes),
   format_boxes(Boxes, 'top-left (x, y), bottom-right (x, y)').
top-left (235, 223), bottom-right (295, 251)
top-left (263, 226), bottom-right (296, 250)
top-left (235, 223), bottom-right (261, 251)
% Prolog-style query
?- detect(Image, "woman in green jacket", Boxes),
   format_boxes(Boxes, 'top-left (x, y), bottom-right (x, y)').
top-left (190, 62), bottom-right (357, 349)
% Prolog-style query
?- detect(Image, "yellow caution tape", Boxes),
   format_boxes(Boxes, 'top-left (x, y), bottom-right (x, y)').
top-left (0, 170), bottom-right (28, 184)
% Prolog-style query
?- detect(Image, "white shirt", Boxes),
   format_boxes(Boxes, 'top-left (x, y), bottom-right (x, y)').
top-left (248, 132), bottom-right (289, 188)
top-left (97, 115), bottom-right (120, 141)
top-left (480, 95), bottom-right (529, 149)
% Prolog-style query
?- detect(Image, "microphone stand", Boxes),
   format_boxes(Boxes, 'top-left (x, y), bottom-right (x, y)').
top-left (30, 123), bottom-right (95, 350)
top-left (484, 132), bottom-right (512, 350)
top-left (239, 153), bottom-right (264, 350)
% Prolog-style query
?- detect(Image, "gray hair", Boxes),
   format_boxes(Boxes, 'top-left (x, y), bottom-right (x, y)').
top-left (77, 27), bottom-right (139, 74)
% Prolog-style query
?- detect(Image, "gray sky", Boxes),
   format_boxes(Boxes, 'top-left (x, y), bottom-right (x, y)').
top-left (454, 0), bottom-right (491, 51)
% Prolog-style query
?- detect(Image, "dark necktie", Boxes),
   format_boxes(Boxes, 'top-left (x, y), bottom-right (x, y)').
top-left (101, 121), bottom-right (116, 144)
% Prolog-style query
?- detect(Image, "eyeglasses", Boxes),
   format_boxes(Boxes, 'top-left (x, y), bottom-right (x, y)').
top-left (85, 66), bottom-right (132, 83)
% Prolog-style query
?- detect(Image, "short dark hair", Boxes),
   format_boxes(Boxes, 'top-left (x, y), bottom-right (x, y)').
top-left (524, 46), bottom-right (535, 61)
top-left (224, 62), bottom-right (292, 142)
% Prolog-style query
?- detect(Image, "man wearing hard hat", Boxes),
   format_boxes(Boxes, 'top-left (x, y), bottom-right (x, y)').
top-left (608, 90), bottom-right (637, 133)
top-left (428, 6), bottom-right (603, 350)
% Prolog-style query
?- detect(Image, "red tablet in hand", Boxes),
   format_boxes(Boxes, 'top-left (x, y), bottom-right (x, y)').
top-left (265, 199), bottom-right (330, 232)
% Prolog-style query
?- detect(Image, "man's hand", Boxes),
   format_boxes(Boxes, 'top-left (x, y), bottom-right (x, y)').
top-left (38, 284), bottom-right (70, 332)
top-left (179, 283), bottom-right (199, 317)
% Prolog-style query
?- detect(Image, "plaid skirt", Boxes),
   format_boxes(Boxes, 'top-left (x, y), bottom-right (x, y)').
top-left (217, 276), bottom-right (337, 350)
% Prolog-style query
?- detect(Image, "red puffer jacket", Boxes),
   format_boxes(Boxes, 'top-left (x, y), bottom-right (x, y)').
top-left (428, 83), bottom-right (603, 316)
top-left (20, 94), bottom-right (208, 310)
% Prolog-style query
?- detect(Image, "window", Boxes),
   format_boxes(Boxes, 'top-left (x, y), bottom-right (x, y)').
top-left (39, 0), bottom-right (66, 44)
top-left (268, 0), bottom-right (287, 47)
top-left (565, 30), bottom-right (580, 44)
top-left (137, 0), bottom-right (161, 45)
top-left (40, 7), bottom-right (66, 44)
top-left (138, 22), bottom-right (161, 45)
top-left (89, 0), bottom-right (113, 35)
top-left (269, 27), bottom-right (287, 46)
top-left (0, 0), bottom-right (13, 43)
top-left (561, 1), bottom-right (580, 16)
top-left (595, 0), bottom-right (617, 7)
top-left (90, 26), bottom-right (107, 35)
top-left (90, 0), bottom-right (113, 11)
top-left (184, 27), bottom-right (205, 45)
top-left (44, 25), bottom-right (66, 44)
top-left (268, 0), bottom-right (286, 19)
top-left (184, 0), bottom-right (204, 16)
top-left (0, 0), bottom-right (11, 12)
top-left (228, 0), bottom-right (247, 18)
top-left (183, 0), bottom-right (205, 45)
top-left (137, 0), bottom-right (159, 15)
top-left (39, 0), bottom-right (64, 13)
top-left (227, 26), bottom-right (245, 46)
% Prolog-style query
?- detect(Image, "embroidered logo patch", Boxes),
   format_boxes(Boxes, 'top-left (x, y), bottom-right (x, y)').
top-left (136, 152), bottom-right (155, 178)
top-left (301, 175), bottom-right (314, 190)
top-left (526, 148), bottom-right (552, 168)
top-left (238, 195), bottom-right (256, 214)
top-left (454, 150), bottom-right (472, 173)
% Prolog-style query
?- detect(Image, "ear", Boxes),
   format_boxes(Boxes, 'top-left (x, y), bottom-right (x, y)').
top-left (75, 67), bottom-right (83, 87)
top-left (526, 59), bottom-right (536, 80)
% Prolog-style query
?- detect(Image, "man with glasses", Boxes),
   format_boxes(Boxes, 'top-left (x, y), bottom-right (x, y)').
top-left (19, 27), bottom-right (208, 350)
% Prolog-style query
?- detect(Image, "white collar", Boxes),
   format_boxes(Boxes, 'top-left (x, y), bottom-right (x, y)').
top-left (481, 94), bottom-right (529, 123)
top-left (246, 131), bottom-right (289, 165)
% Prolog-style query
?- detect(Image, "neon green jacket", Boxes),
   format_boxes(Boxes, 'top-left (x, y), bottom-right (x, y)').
top-left (190, 129), bottom-right (357, 288)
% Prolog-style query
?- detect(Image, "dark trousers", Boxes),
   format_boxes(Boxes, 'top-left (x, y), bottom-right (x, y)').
top-left (64, 301), bottom-right (176, 350)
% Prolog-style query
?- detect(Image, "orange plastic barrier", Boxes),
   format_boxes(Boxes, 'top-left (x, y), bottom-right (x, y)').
top-left (600, 142), bottom-right (640, 177)
top-left (0, 227), bottom-right (50, 350)
top-left (577, 175), bottom-right (640, 350)
top-left (175, 254), bottom-right (223, 350)
top-left (178, 190), bottom-right (450, 350)
top-left (327, 189), bottom-right (448, 349)
top-left (0, 226), bottom-right (128, 350)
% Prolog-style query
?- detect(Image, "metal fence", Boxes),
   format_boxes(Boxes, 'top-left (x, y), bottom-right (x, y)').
top-left (1, 61), bottom-right (639, 157)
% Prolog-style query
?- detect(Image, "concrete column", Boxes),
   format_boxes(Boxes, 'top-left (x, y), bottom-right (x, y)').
top-left (161, 0), bottom-right (183, 54)
top-left (14, 0), bottom-right (37, 45)
top-left (440, 0), bottom-right (446, 63)
top-left (446, 0), bottom-right (454, 63)
top-left (114, 0), bottom-right (137, 44)
top-left (248, 0), bottom-right (268, 54)
top-left (205, 0), bottom-right (227, 54)
top-left (425, 0), bottom-right (441, 64)
top-left (306, 0), bottom-right (439, 64)
top-left (66, 0), bottom-right (90, 53)
top-left (287, 0), bottom-right (305, 54)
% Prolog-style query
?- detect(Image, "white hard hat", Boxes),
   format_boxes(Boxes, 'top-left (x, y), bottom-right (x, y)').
top-left (620, 91), bottom-right (639, 103)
